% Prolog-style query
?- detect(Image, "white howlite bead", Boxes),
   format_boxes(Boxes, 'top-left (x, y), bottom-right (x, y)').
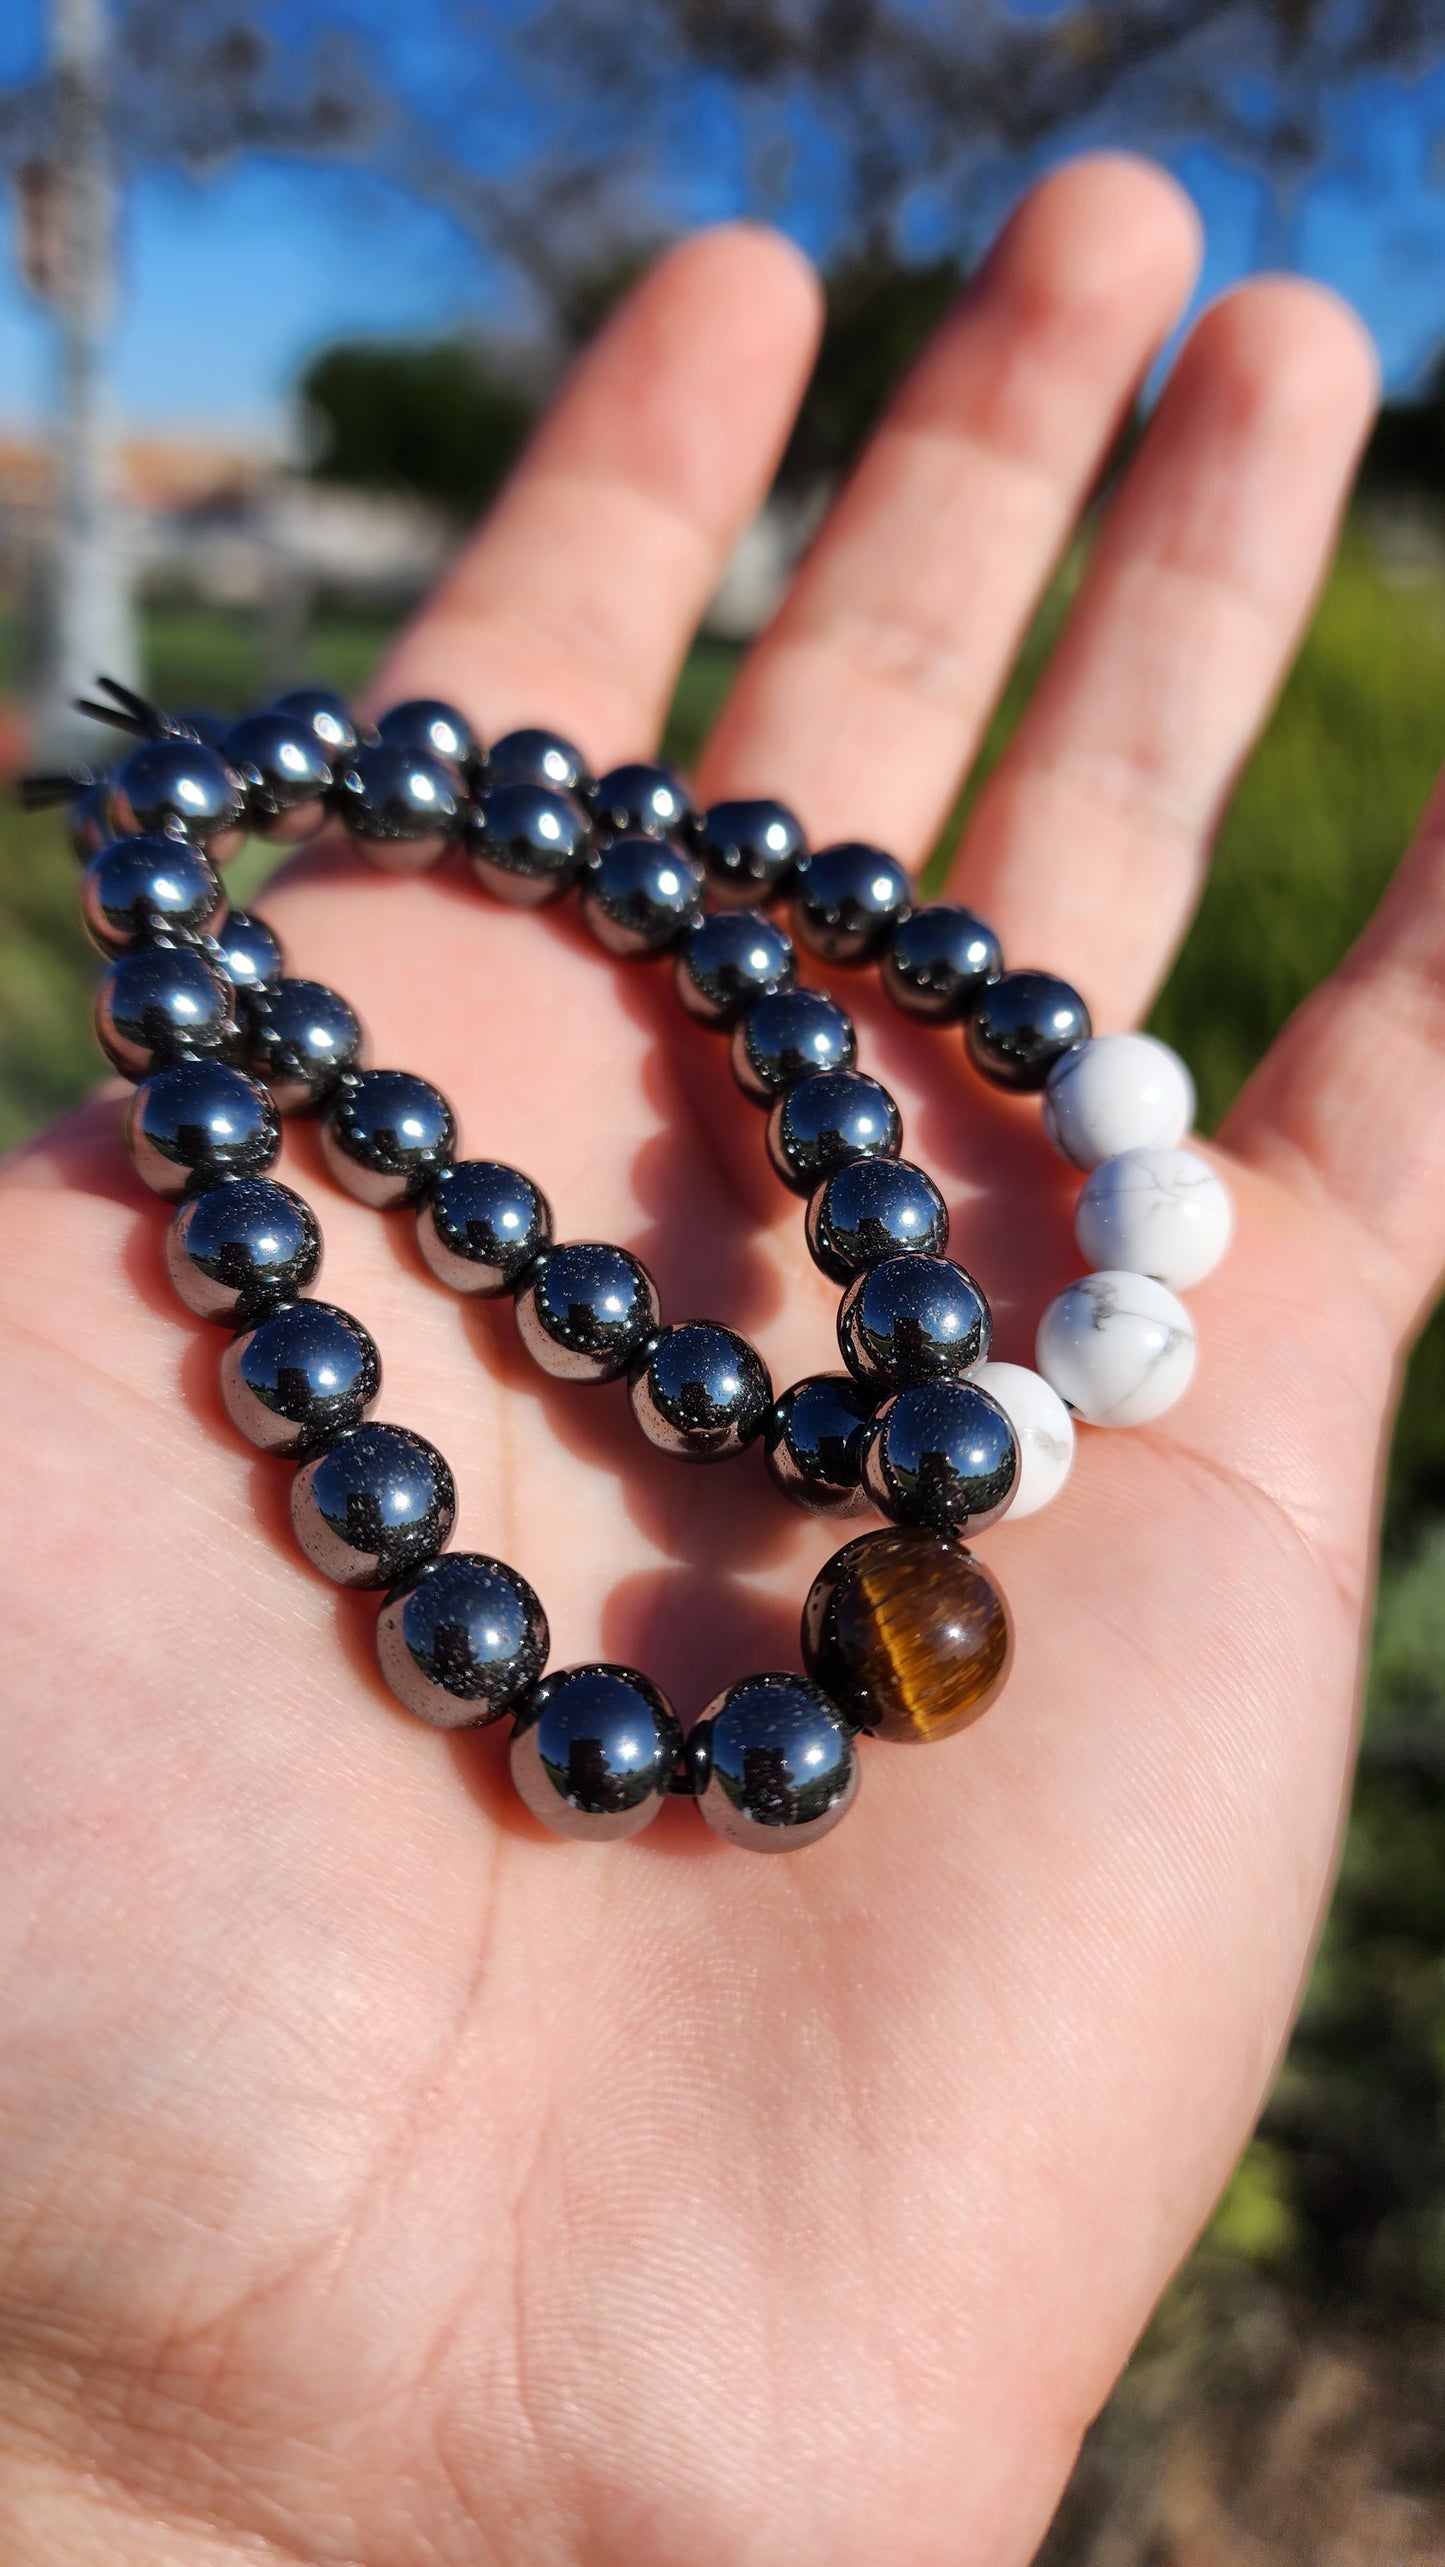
top-left (972, 1361), bottom-right (1075, 1518)
top-left (1041, 1033), bottom-right (1195, 1170)
top-left (1036, 1271), bottom-right (1197, 1428)
top-left (1074, 1145), bottom-right (1233, 1291)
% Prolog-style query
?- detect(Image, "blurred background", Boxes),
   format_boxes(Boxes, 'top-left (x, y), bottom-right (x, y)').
top-left (3, 2), bottom-right (1445, 2553)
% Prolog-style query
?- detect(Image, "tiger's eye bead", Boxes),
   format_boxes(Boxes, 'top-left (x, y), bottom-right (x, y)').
top-left (222, 712), bottom-right (333, 844)
top-left (165, 1177), bottom-right (322, 1324)
top-left (838, 1253), bottom-right (991, 1387)
top-left (730, 987), bottom-right (857, 1104)
top-left (320, 1069), bottom-right (456, 1208)
top-left (377, 1552), bottom-right (549, 1727)
top-left (801, 1528), bottom-right (1013, 1742)
top-left (126, 1061), bottom-right (280, 1199)
top-left (81, 835), bottom-right (225, 956)
top-left (290, 1421), bottom-right (455, 1589)
top-left (484, 726), bottom-right (592, 800)
top-left (591, 760), bottom-right (692, 840)
top-left (219, 1299), bottom-right (380, 1454)
top-left (465, 784), bottom-right (593, 906)
top-left (579, 834), bottom-right (703, 956)
top-left (375, 698), bottom-right (479, 780)
top-left (765, 1068), bottom-right (901, 1197)
top-left (331, 743), bottom-right (462, 873)
top-left (693, 797), bottom-right (806, 907)
top-left (790, 842), bottom-right (912, 965)
top-left (266, 687), bottom-right (363, 761)
top-left (881, 904), bottom-right (1002, 1022)
top-left (417, 1160), bottom-right (552, 1295)
top-left (509, 1665), bottom-right (682, 1841)
top-left (806, 1156), bottom-right (949, 1283)
top-left (628, 1322), bottom-right (772, 1462)
top-left (95, 944), bottom-right (238, 1079)
top-left (861, 1380), bottom-right (1018, 1536)
top-left (764, 1373), bottom-right (875, 1517)
top-left (514, 1242), bottom-right (660, 1383)
top-left (673, 909), bottom-right (796, 1027)
top-left (689, 1674), bottom-right (858, 1852)
top-left (245, 978), bottom-right (364, 1113)
top-left (210, 908), bottom-right (284, 1001)
top-left (70, 776), bottom-right (116, 862)
top-left (966, 970), bottom-right (1091, 1092)
top-left (109, 738), bottom-right (248, 862)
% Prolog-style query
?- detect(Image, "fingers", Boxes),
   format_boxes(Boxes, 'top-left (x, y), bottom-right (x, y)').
top-left (951, 278), bottom-right (1378, 1027)
top-left (697, 155), bottom-right (1200, 854)
top-left (369, 225), bottom-right (822, 759)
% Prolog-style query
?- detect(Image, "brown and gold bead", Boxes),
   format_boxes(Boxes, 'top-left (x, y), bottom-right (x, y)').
top-left (800, 1527), bottom-right (1012, 1744)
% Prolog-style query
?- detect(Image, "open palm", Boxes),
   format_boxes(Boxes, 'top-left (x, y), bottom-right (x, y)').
top-left (2, 157), bottom-right (1441, 2565)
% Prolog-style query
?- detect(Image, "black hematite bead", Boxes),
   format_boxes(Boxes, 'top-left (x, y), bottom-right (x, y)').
top-left (861, 1381), bottom-right (1019, 1537)
top-left (210, 909), bottom-right (284, 1001)
top-left (514, 1242), bottom-right (659, 1383)
top-left (377, 1552), bottom-right (549, 1727)
top-left (765, 1068), bottom-right (901, 1197)
top-left (219, 1298), bottom-right (380, 1454)
top-left (837, 1253), bottom-right (991, 1388)
top-left (591, 760), bottom-right (692, 840)
top-left (485, 726), bottom-right (592, 801)
top-left (881, 905), bottom-right (1003, 1022)
top-left (673, 909), bottom-right (796, 1027)
top-left (81, 836), bottom-right (225, 956)
top-left (764, 1373), bottom-right (876, 1517)
top-left (692, 798), bottom-right (806, 907)
top-left (290, 1421), bottom-right (455, 1589)
top-left (376, 699), bottom-right (479, 779)
top-left (465, 783), bottom-right (593, 907)
top-left (95, 944), bottom-right (239, 1080)
top-left (109, 738), bottom-right (247, 861)
top-left (126, 1061), bottom-right (280, 1199)
top-left (267, 687), bottom-right (363, 761)
top-left (509, 1664), bottom-right (682, 1841)
top-left (730, 987), bottom-right (857, 1104)
top-left (70, 777), bottom-right (116, 863)
top-left (223, 712), bottom-right (333, 843)
top-left (321, 1069), bottom-right (456, 1209)
top-left (579, 835), bottom-right (703, 957)
top-left (789, 842), bottom-right (912, 965)
top-left (417, 1160), bottom-right (553, 1296)
top-left (965, 970), bottom-right (1091, 1092)
top-left (689, 1674), bottom-right (858, 1852)
top-left (244, 977), bottom-right (364, 1113)
top-left (628, 1321), bottom-right (773, 1462)
top-left (165, 1176), bottom-right (322, 1324)
top-left (805, 1156), bottom-right (949, 1283)
top-left (331, 743), bottom-right (461, 872)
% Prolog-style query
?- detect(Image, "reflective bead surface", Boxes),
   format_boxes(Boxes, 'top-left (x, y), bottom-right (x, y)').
top-left (1074, 1145), bottom-right (1233, 1291)
top-left (579, 834), bottom-right (703, 956)
top-left (806, 1155), bottom-right (948, 1283)
top-left (509, 1664), bottom-right (682, 1841)
top-left (377, 1552), bottom-right (549, 1727)
top-left (465, 783), bottom-right (593, 907)
top-left (165, 1177), bottom-right (322, 1324)
top-left (970, 1360), bottom-right (1075, 1519)
top-left (219, 1298), bottom-right (380, 1454)
top-left (1036, 1270), bottom-right (1197, 1428)
top-left (764, 1372), bottom-right (875, 1517)
top-left (838, 1253), bottom-right (991, 1387)
top-left (789, 842), bottom-right (911, 964)
top-left (375, 698), bottom-right (479, 780)
top-left (966, 969), bottom-right (1092, 1092)
top-left (1041, 1032), bottom-right (1195, 1170)
top-left (245, 977), bottom-right (364, 1113)
top-left (81, 835), bottom-right (224, 955)
top-left (484, 725), bottom-right (592, 800)
top-left (290, 1421), bottom-right (455, 1589)
top-left (70, 776), bottom-right (116, 863)
top-left (765, 1068), bottom-right (901, 1197)
top-left (223, 712), bottom-right (332, 842)
top-left (95, 944), bottom-right (238, 1079)
top-left (591, 760), bottom-right (692, 840)
top-left (210, 908), bottom-right (284, 1001)
top-left (730, 986), bottom-right (856, 1104)
top-left (689, 1675), bottom-right (858, 1852)
top-left (693, 797), bottom-right (806, 907)
top-left (331, 743), bottom-right (462, 872)
top-left (673, 909), bottom-right (796, 1027)
top-left (861, 1380), bottom-right (1018, 1535)
top-left (514, 1242), bottom-right (660, 1383)
top-left (801, 1528), bottom-right (1013, 1742)
top-left (881, 904), bottom-right (1002, 1022)
top-left (628, 1322), bottom-right (772, 1462)
top-left (125, 1061), bottom-right (280, 1199)
top-left (108, 738), bottom-right (247, 861)
top-left (417, 1160), bottom-right (553, 1295)
top-left (321, 1068), bottom-right (456, 1208)
top-left (267, 686), bottom-right (363, 761)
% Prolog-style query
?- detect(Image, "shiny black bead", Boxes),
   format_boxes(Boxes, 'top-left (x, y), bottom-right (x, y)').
top-left (693, 797), bottom-right (806, 908)
top-left (417, 1160), bottom-right (552, 1295)
top-left (509, 1664), bottom-right (682, 1841)
top-left (628, 1321), bottom-right (772, 1462)
top-left (331, 743), bottom-right (462, 872)
top-left (126, 1060), bottom-right (280, 1199)
top-left (70, 776), bottom-right (116, 862)
top-left (165, 1176), bottom-right (322, 1324)
top-left (81, 835), bottom-right (225, 956)
top-left (861, 1381), bottom-right (1019, 1536)
top-left (881, 904), bottom-right (1003, 1022)
top-left (837, 1253), bottom-right (991, 1388)
top-left (172, 709), bottom-right (231, 750)
top-left (375, 698), bottom-right (479, 781)
top-left (95, 945), bottom-right (239, 1080)
top-left (290, 1421), bottom-right (455, 1589)
top-left (109, 738), bottom-right (247, 859)
top-left (579, 834), bottom-right (703, 956)
top-left (266, 686), bottom-right (363, 762)
top-left (730, 987), bottom-right (857, 1104)
top-left (764, 1373), bottom-right (875, 1517)
top-left (673, 909), bottom-right (796, 1027)
top-left (465, 783), bottom-right (593, 907)
top-left (591, 759), bottom-right (692, 840)
top-left (805, 1156), bottom-right (949, 1282)
top-left (219, 1297), bottom-right (379, 1454)
top-left (245, 978), bottom-right (364, 1114)
top-left (789, 842), bottom-right (912, 965)
top-left (514, 1241), bottom-right (659, 1383)
top-left (209, 908), bottom-right (284, 1001)
top-left (965, 969), bottom-right (1092, 1092)
top-left (485, 726), bottom-right (592, 801)
top-left (377, 1552), bottom-right (549, 1727)
top-left (222, 712), bottom-right (332, 843)
top-left (765, 1068), bottom-right (901, 1197)
top-left (689, 1673), bottom-right (858, 1852)
top-left (321, 1068), bottom-right (456, 1208)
